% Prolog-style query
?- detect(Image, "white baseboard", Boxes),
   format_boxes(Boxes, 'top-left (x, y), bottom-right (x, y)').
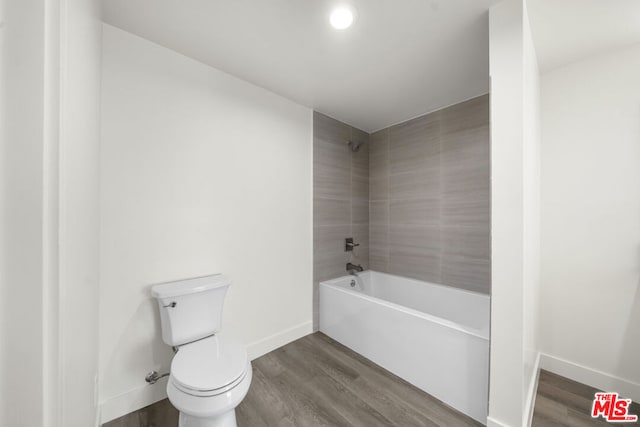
top-left (486, 416), bottom-right (510, 427)
top-left (540, 353), bottom-right (640, 402)
top-left (99, 376), bottom-right (169, 424)
top-left (98, 321), bottom-right (312, 425)
top-left (246, 321), bottom-right (313, 360)
top-left (487, 352), bottom-right (541, 427)
top-left (524, 352), bottom-right (541, 427)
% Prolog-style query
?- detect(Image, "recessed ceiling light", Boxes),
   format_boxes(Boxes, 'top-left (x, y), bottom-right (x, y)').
top-left (330, 5), bottom-right (356, 30)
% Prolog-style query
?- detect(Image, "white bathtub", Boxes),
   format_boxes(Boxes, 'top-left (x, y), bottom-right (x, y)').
top-left (319, 270), bottom-right (490, 424)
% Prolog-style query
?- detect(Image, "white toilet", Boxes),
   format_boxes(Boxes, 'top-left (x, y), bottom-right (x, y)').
top-left (151, 274), bottom-right (252, 427)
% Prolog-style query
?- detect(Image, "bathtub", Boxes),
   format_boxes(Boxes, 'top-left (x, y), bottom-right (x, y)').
top-left (319, 270), bottom-right (490, 424)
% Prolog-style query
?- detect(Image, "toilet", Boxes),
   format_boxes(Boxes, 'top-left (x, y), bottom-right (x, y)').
top-left (151, 274), bottom-right (252, 427)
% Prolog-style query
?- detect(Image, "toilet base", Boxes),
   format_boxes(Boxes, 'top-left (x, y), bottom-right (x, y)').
top-left (167, 361), bottom-right (252, 427)
top-left (179, 410), bottom-right (237, 427)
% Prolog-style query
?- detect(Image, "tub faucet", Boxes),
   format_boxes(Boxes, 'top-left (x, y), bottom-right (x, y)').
top-left (346, 262), bottom-right (364, 275)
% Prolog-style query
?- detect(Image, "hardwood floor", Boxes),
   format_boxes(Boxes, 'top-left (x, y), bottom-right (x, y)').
top-left (532, 370), bottom-right (640, 426)
top-left (236, 332), bottom-right (482, 427)
top-left (102, 397), bottom-right (178, 427)
top-left (104, 332), bottom-right (481, 427)
top-left (105, 340), bottom-right (640, 427)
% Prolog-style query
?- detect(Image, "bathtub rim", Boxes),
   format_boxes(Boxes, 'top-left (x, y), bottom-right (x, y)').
top-left (320, 271), bottom-right (490, 341)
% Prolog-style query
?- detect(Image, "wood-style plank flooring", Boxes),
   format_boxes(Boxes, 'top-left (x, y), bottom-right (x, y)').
top-left (102, 396), bottom-right (178, 427)
top-left (236, 332), bottom-right (481, 427)
top-left (104, 332), bottom-right (481, 427)
top-left (532, 370), bottom-right (640, 426)
top-left (105, 339), bottom-right (640, 427)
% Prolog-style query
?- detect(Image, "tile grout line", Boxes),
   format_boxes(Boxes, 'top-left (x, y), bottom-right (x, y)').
top-left (349, 125), bottom-right (353, 267)
top-left (438, 116), bottom-right (443, 283)
top-left (386, 128), bottom-right (390, 271)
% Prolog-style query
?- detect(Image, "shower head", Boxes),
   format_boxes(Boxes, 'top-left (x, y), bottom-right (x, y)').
top-left (347, 140), bottom-right (363, 152)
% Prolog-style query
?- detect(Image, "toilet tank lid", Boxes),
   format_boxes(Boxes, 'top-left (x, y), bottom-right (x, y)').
top-left (151, 274), bottom-right (230, 299)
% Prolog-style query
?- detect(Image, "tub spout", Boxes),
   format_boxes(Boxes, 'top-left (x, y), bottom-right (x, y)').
top-left (346, 262), bottom-right (364, 275)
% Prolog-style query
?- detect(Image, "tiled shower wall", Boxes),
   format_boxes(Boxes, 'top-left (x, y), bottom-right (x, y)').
top-left (369, 95), bottom-right (490, 294)
top-left (313, 112), bottom-right (369, 329)
top-left (312, 95), bottom-right (489, 327)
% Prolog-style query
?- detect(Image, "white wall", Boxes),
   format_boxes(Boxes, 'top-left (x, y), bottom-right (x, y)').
top-left (540, 43), bottom-right (640, 401)
top-left (522, 2), bottom-right (542, 425)
top-left (99, 24), bottom-right (313, 422)
top-left (488, 1), bottom-right (525, 425)
top-left (488, 1), bottom-right (542, 426)
top-left (1, 1), bottom-right (48, 425)
top-left (57, 0), bottom-right (102, 425)
top-left (42, 0), bottom-right (61, 423)
top-left (1, 1), bottom-right (102, 426)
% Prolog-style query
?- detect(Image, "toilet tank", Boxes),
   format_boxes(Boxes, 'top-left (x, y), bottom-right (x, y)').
top-left (151, 274), bottom-right (230, 346)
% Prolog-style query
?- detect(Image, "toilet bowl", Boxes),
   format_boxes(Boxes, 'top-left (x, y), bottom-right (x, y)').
top-left (151, 274), bottom-right (251, 427)
top-left (168, 335), bottom-right (252, 427)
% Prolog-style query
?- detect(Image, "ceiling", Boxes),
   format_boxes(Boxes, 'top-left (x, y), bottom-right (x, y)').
top-left (102, 0), bottom-right (497, 132)
top-left (529, 0), bottom-right (640, 72)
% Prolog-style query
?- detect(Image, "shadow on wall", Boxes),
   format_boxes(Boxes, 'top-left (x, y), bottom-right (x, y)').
top-left (101, 296), bottom-right (174, 401)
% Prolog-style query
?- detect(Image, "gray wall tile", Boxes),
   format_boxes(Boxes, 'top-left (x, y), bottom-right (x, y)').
top-left (315, 252), bottom-right (350, 283)
top-left (370, 129), bottom-right (388, 153)
top-left (442, 192), bottom-right (490, 229)
top-left (370, 223), bottom-right (388, 249)
top-left (314, 141), bottom-right (351, 200)
top-left (367, 94), bottom-right (490, 295)
top-left (390, 170), bottom-right (439, 200)
top-left (441, 256), bottom-right (490, 294)
top-left (388, 225), bottom-right (441, 284)
top-left (313, 113), bottom-right (369, 330)
top-left (369, 129), bottom-right (389, 202)
top-left (313, 94), bottom-right (490, 331)
top-left (369, 249), bottom-right (388, 272)
top-left (388, 224), bottom-right (440, 254)
top-left (441, 126), bottom-right (490, 197)
top-left (351, 224), bottom-right (370, 269)
top-left (351, 173), bottom-right (370, 201)
top-left (351, 200), bottom-right (369, 225)
top-left (369, 201), bottom-right (389, 272)
top-left (370, 148), bottom-right (388, 176)
top-left (389, 114), bottom-right (440, 175)
top-left (440, 222), bottom-right (491, 292)
top-left (370, 176), bottom-right (389, 202)
top-left (441, 125), bottom-right (490, 230)
top-left (314, 225), bottom-right (351, 260)
top-left (351, 129), bottom-right (370, 177)
top-left (439, 94), bottom-right (490, 135)
top-left (442, 225), bottom-right (490, 260)
top-left (314, 112), bottom-right (350, 145)
top-left (389, 198), bottom-right (440, 227)
top-left (369, 201), bottom-right (389, 225)
top-left (314, 198), bottom-right (350, 226)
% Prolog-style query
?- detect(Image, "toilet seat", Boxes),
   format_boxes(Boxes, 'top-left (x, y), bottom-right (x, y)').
top-left (170, 335), bottom-right (248, 397)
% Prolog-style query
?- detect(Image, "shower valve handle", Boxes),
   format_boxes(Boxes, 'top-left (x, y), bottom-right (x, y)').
top-left (345, 237), bottom-right (360, 251)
